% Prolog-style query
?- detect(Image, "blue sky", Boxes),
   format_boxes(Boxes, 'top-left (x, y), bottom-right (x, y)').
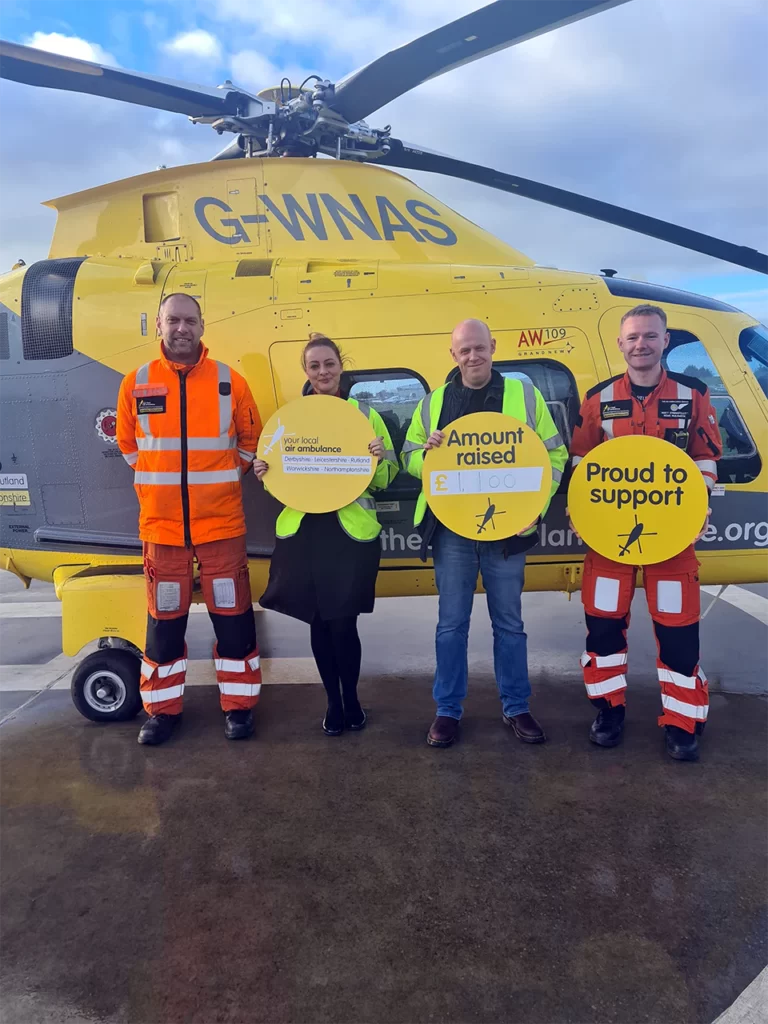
top-left (1, 0), bottom-right (766, 322)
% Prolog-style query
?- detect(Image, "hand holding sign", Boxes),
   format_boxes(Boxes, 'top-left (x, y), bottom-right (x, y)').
top-left (423, 412), bottom-right (552, 540)
top-left (568, 435), bottom-right (708, 564)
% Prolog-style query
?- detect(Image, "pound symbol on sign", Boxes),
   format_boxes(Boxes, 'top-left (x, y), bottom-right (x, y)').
top-left (434, 474), bottom-right (448, 493)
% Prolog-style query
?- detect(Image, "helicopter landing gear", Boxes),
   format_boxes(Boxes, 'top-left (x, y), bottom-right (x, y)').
top-left (71, 646), bottom-right (143, 723)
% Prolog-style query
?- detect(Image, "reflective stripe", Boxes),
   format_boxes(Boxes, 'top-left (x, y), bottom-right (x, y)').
top-left (248, 656), bottom-right (261, 671)
top-left (661, 694), bottom-right (708, 720)
top-left (580, 651), bottom-right (591, 667)
top-left (215, 657), bottom-right (245, 673)
top-left (137, 435), bottom-right (236, 451)
top-left (585, 675), bottom-right (627, 697)
top-left (216, 361), bottom-right (232, 442)
top-left (572, 455), bottom-right (583, 466)
top-left (134, 471), bottom-right (181, 485)
top-left (421, 394), bottom-right (432, 438)
top-left (521, 379), bottom-right (536, 431)
top-left (543, 433), bottom-right (564, 451)
top-left (123, 451), bottom-right (138, 466)
top-left (596, 653), bottom-right (628, 668)
top-left (238, 448), bottom-right (255, 462)
top-left (356, 497), bottom-right (377, 511)
top-left (401, 440), bottom-right (423, 454)
top-left (140, 660), bottom-right (153, 679)
top-left (135, 362), bottom-right (153, 437)
top-left (142, 683), bottom-right (185, 704)
top-left (551, 467), bottom-right (563, 483)
top-left (695, 459), bottom-right (717, 478)
top-left (136, 469), bottom-right (242, 485)
top-left (159, 658), bottom-right (187, 678)
top-left (188, 469), bottom-right (240, 484)
top-left (603, 419), bottom-right (615, 439)
top-left (383, 448), bottom-right (397, 463)
top-left (658, 668), bottom-right (698, 690)
top-left (218, 682), bottom-right (262, 697)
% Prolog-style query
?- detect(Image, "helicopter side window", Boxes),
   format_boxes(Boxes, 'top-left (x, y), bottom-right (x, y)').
top-left (346, 368), bottom-right (429, 497)
top-left (739, 324), bottom-right (768, 401)
top-left (664, 330), bottom-right (761, 484)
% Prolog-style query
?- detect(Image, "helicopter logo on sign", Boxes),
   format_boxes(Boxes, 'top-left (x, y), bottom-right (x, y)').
top-left (194, 194), bottom-right (458, 247)
top-left (476, 498), bottom-right (506, 535)
top-left (617, 514), bottom-right (658, 557)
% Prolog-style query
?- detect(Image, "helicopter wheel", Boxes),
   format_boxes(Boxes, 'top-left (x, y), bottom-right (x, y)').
top-left (71, 649), bottom-right (143, 723)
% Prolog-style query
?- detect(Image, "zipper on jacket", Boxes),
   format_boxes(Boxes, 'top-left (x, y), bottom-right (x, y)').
top-left (178, 370), bottom-right (192, 548)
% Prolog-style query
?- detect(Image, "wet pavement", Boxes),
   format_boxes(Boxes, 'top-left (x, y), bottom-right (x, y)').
top-left (2, 676), bottom-right (766, 1024)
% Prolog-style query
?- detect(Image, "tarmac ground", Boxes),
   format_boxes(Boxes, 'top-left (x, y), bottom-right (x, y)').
top-left (1, 575), bottom-right (767, 1024)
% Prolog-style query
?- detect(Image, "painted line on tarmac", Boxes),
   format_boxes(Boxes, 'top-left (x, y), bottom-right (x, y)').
top-left (712, 964), bottom-right (767, 1024)
top-left (0, 655), bottom-right (321, 693)
top-left (701, 585), bottom-right (768, 626)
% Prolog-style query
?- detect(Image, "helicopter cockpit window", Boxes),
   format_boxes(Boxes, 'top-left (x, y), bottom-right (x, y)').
top-left (664, 330), bottom-right (761, 484)
top-left (346, 369), bottom-right (429, 497)
top-left (495, 360), bottom-right (578, 447)
top-left (739, 324), bottom-right (768, 401)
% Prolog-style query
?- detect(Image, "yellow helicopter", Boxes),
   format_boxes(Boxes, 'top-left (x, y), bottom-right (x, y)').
top-left (0, 0), bottom-right (766, 720)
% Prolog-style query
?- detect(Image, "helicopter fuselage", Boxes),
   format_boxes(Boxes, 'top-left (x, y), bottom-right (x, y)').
top-left (1, 159), bottom-right (766, 599)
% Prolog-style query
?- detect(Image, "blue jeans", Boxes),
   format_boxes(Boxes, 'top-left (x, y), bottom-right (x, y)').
top-left (432, 527), bottom-right (530, 720)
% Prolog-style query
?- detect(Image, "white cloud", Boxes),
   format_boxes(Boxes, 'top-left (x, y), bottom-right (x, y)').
top-left (23, 31), bottom-right (119, 67)
top-left (229, 50), bottom-right (312, 94)
top-left (162, 29), bottom-right (222, 63)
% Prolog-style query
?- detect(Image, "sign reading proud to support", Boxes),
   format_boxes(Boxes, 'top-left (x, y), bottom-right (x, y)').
top-left (424, 412), bottom-right (552, 540)
top-left (257, 395), bottom-right (375, 513)
top-left (568, 435), bottom-right (708, 564)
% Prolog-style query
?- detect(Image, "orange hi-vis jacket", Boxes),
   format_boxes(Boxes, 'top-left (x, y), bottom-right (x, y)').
top-left (570, 368), bottom-right (722, 489)
top-left (117, 344), bottom-right (262, 546)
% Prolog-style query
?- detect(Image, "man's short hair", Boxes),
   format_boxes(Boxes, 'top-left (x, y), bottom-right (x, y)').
top-left (620, 303), bottom-right (667, 331)
top-left (158, 293), bottom-right (203, 319)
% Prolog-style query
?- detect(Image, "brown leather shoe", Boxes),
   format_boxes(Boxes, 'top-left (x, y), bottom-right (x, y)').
top-left (502, 712), bottom-right (547, 744)
top-left (426, 715), bottom-right (459, 748)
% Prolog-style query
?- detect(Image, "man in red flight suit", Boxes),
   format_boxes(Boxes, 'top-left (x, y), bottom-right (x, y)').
top-left (570, 303), bottom-right (721, 762)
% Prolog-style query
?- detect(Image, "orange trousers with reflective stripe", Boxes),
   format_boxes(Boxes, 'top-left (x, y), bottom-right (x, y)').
top-left (141, 535), bottom-right (261, 716)
top-left (580, 546), bottom-right (708, 733)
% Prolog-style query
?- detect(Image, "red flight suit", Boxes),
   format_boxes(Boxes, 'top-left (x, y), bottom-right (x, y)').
top-left (570, 369), bottom-right (722, 732)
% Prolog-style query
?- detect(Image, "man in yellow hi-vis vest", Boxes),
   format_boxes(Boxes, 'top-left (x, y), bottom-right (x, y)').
top-left (402, 319), bottom-right (568, 748)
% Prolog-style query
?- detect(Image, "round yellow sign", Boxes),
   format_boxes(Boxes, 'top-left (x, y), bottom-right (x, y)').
top-left (567, 435), bottom-right (708, 565)
top-left (423, 412), bottom-right (552, 540)
top-left (257, 395), bottom-right (375, 514)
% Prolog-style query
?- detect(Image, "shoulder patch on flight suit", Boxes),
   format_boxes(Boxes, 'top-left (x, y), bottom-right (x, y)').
top-left (658, 399), bottom-right (693, 419)
top-left (601, 400), bottom-right (632, 419)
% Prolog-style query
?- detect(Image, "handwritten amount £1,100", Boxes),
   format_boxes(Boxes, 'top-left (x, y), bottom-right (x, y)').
top-left (430, 468), bottom-right (544, 496)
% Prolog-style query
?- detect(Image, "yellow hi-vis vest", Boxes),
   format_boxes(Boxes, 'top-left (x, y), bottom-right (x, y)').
top-left (400, 376), bottom-right (568, 531)
top-left (274, 398), bottom-right (399, 542)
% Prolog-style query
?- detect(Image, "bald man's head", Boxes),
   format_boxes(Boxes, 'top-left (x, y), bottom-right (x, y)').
top-left (450, 319), bottom-right (496, 389)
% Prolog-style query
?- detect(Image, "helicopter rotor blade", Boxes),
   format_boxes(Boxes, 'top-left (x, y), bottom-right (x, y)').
top-left (330, 0), bottom-right (630, 125)
top-left (382, 140), bottom-right (768, 276)
top-left (0, 39), bottom-right (243, 118)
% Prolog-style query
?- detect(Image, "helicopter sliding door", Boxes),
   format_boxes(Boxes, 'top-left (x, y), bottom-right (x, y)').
top-left (599, 305), bottom-right (768, 583)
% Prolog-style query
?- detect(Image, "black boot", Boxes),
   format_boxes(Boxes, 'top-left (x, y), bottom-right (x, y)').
top-left (138, 713), bottom-right (181, 746)
top-left (224, 709), bottom-right (254, 740)
top-left (323, 700), bottom-right (345, 736)
top-left (589, 699), bottom-right (625, 747)
top-left (665, 725), bottom-right (699, 761)
top-left (343, 691), bottom-right (366, 731)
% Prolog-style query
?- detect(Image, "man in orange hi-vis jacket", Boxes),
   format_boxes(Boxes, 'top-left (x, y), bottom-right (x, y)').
top-left (117, 293), bottom-right (263, 746)
top-left (570, 303), bottom-right (721, 763)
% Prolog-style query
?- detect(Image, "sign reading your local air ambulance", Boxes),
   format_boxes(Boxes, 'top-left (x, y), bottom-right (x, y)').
top-left (257, 395), bottom-right (375, 514)
top-left (567, 435), bottom-right (708, 565)
top-left (424, 412), bottom-right (552, 540)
